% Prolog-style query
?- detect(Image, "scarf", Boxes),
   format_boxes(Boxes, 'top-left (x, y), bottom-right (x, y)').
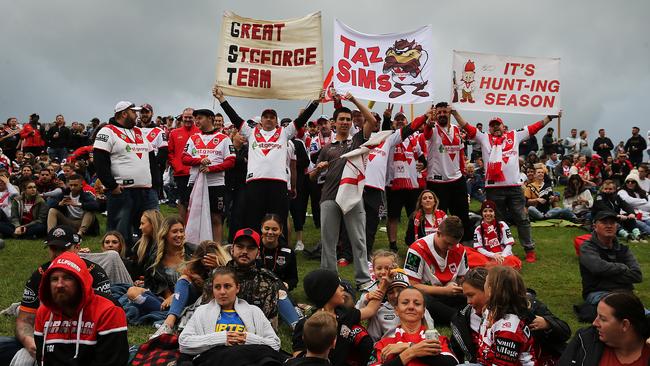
top-left (486, 135), bottom-right (507, 183)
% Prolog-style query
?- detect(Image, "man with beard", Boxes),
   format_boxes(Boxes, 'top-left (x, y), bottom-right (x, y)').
top-left (423, 102), bottom-right (472, 241)
top-left (45, 114), bottom-right (71, 163)
top-left (19, 113), bottom-right (46, 157)
top-left (139, 103), bottom-right (168, 200)
top-left (452, 109), bottom-right (560, 263)
top-left (227, 228), bottom-right (281, 326)
top-left (34, 250), bottom-right (128, 365)
top-left (592, 128), bottom-right (614, 160)
top-left (625, 126), bottom-right (647, 167)
top-left (93, 101), bottom-right (159, 251)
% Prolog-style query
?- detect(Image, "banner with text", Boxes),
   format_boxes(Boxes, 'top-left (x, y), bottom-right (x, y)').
top-left (333, 19), bottom-right (434, 104)
top-left (451, 50), bottom-right (561, 115)
top-left (216, 11), bottom-right (323, 100)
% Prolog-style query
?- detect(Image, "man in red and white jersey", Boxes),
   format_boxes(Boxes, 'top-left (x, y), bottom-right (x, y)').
top-left (385, 111), bottom-right (428, 252)
top-left (452, 109), bottom-right (561, 263)
top-left (424, 102), bottom-right (472, 241)
top-left (403, 216), bottom-right (469, 326)
top-left (139, 103), bottom-right (168, 199)
top-left (167, 108), bottom-right (200, 221)
top-left (213, 86), bottom-right (321, 230)
top-left (93, 101), bottom-right (159, 250)
top-left (182, 109), bottom-right (235, 243)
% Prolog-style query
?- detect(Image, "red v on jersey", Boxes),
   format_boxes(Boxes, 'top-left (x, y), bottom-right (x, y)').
top-left (254, 127), bottom-right (282, 156)
top-left (106, 125), bottom-right (145, 158)
top-left (146, 128), bottom-right (161, 143)
top-left (190, 133), bottom-right (224, 157)
top-left (368, 141), bottom-right (386, 162)
top-left (436, 125), bottom-right (460, 161)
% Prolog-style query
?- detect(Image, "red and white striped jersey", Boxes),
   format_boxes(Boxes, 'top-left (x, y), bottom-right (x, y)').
top-left (388, 132), bottom-right (425, 190)
top-left (183, 131), bottom-right (234, 186)
top-left (140, 126), bottom-right (167, 153)
top-left (478, 312), bottom-right (535, 366)
top-left (240, 123), bottom-right (297, 183)
top-left (403, 234), bottom-right (469, 286)
top-left (424, 124), bottom-right (465, 183)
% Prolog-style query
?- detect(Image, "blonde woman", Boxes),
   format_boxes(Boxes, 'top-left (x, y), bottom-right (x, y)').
top-left (131, 209), bottom-right (164, 278)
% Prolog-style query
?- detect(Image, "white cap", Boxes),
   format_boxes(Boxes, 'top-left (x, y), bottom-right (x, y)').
top-left (114, 101), bottom-right (142, 113)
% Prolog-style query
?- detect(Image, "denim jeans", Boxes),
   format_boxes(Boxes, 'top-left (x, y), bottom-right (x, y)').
top-left (585, 291), bottom-right (611, 305)
top-left (277, 293), bottom-right (301, 329)
top-left (47, 147), bottom-right (68, 163)
top-left (528, 206), bottom-right (577, 221)
top-left (0, 336), bottom-right (21, 365)
top-left (487, 186), bottom-right (534, 251)
top-left (168, 278), bottom-right (201, 318)
top-left (635, 219), bottom-right (650, 235)
top-left (106, 188), bottom-right (159, 250)
top-left (133, 290), bottom-right (163, 313)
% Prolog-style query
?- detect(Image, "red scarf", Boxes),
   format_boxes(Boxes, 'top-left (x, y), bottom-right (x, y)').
top-left (479, 221), bottom-right (503, 253)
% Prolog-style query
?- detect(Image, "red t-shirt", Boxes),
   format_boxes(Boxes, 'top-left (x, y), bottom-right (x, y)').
top-left (599, 344), bottom-right (650, 366)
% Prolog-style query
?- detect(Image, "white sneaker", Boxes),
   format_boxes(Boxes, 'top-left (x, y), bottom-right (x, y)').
top-left (294, 241), bottom-right (305, 251)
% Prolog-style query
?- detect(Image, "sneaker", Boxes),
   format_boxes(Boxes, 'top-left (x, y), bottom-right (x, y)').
top-left (632, 228), bottom-right (642, 240)
top-left (337, 258), bottom-right (350, 267)
top-left (149, 322), bottom-right (173, 339)
top-left (294, 241), bottom-right (305, 252)
top-left (525, 251), bottom-right (537, 263)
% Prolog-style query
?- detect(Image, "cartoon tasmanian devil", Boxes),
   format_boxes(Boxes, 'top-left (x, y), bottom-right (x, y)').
top-left (382, 39), bottom-right (429, 98)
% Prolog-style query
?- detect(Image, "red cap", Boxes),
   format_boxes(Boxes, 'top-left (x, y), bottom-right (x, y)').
top-left (233, 228), bottom-right (260, 247)
top-left (464, 60), bottom-right (476, 72)
top-left (488, 117), bottom-right (503, 126)
top-left (140, 103), bottom-right (153, 112)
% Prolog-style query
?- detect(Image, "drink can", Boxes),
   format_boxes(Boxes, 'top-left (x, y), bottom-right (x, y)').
top-left (424, 329), bottom-right (440, 341)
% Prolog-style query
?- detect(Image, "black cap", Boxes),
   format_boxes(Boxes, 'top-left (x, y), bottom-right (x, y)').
top-left (192, 109), bottom-right (215, 118)
top-left (45, 225), bottom-right (81, 249)
top-left (280, 118), bottom-right (292, 127)
top-left (593, 210), bottom-right (618, 222)
top-left (261, 109), bottom-right (277, 118)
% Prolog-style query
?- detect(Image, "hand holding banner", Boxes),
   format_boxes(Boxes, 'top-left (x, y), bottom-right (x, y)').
top-left (216, 11), bottom-right (323, 100)
top-left (333, 19), bottom-right (434, 104)
top-left (452, 50), bottom-right (561, 115)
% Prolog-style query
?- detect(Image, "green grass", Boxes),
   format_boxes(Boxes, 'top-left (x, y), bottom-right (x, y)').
top-left (1, 202), bottom-right (649, 353)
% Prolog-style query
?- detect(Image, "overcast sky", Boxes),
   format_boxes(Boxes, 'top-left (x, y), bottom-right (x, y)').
top-left (2, 0), bottom-right (649, 144)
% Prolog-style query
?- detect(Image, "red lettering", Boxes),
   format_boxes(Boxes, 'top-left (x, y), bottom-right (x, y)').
top-left (262, 24), bottom-right (274, 40)
top-left (239, 46), bottom-right (250, 62)
top-left (248, 68), bottom-right (259, 87)
top-left (241, 23), bottom-right (251, 38)
top-left (480, 77), bottom-right (491, 89)
top-left (282, 50), bottom-right (293, 66)
top-left (236, 68), bottom-right (272, 88)
top-left (305, 47), bottom-right (317, 65)
top-left (378, 75), bottom-right (391, 92)
top-left (249, 48), bottom-right (260, 63)
top-left (260, 49), bottom-right (271, 65)
top-left (514, 79), bottom-right (525, 91)
top-left (496, 93), bottom-right (507, 105)
top-left (368, 47), bottom-right (382, 63)
top-left (350, 48), bottom-right (369, 67)
top-left (250, 24), bottom-right (262, 40)
top-left (340, 35), bottom-right (356, 59)
top-left (274, 23), bottom-right (285, 41)
top-left (237, 68), bottom-right (248, 86)
top-left (524, 64), bottom-right (535, 76)
top-left (543, 95), bottom-right (555, 107)
top-left (337, 59), bottom-right (352, 83)
top-left (358, 68), bottom-right (376, 89)
top-left (260, 70), bottom-right (271, 88)
top-left (485, 92), bottom-right (495, 105)
top-left (272, 50), bottom-right (282, 65)
top-left (519, 94), bottom-right (529, 106)
top-left (294, 48), bottom-right (305, 66)
top-left (548, 80), bottom-right (560, 93)
top-left (503, 78), bottom-right (515, 90)
top-left (507, 94), bottom-right (518, 106)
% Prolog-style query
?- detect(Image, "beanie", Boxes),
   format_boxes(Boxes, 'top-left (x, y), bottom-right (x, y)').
top-left (480, 200), bottom-right (497, 213)
top-left (303, 269), bottom-right (340, 308)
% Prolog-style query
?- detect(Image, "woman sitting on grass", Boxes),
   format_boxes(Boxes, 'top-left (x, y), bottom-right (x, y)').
top-left (131, 209), bottom-right (164, 278)
top-left (151, 240), bottom-right (230, 338)
top-left (179, 266), bottom-right (280, 355)
top-left (404, 190), bottom-right (447, 246)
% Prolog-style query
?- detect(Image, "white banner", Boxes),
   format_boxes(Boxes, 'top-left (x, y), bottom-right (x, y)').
top-left (333, 19), bottom-right (434, 104)
top-left (451, 50), bottom-right (561, 115)
top-left (216, 11), bottom-right (323, 100)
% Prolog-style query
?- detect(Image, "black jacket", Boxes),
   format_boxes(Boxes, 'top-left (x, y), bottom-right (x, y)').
top-left (558, 326), bottom-right (603, 366)
top-left (257, 244), bottom-right (299, 291)
top-left (45, 125), bottom-right (71, 148)
top-left (450, 289), bottom-right (570, 363)
top-left (592, 192), bottom-right (635, 216)
top-left (592, 137), bottom-right (614, 159)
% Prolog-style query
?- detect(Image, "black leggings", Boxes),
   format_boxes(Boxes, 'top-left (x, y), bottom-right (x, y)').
top-left (244, 180), bottom-right (289, 231)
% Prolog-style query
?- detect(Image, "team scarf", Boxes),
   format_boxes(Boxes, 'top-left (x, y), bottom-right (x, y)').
top-left (485, 131), bottom-right (515, 183)
top-left (479, 220), bottom-right (503, 253)
top-left (412, 209), bottom-right (446, 241)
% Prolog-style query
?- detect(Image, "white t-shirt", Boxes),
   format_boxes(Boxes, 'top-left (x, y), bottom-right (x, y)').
top-left (93, 124), bottom-right (153, 188)
top-left (141, 126), bottom-right (168, 154)
top-left (240, 123), bottom-right (297, 183)
top-left (183, 131), bottom-right (234, 186)
top-left (425, 124), bottom-right (465, 183)
top-left (66, 193), bottom-right (84, 219)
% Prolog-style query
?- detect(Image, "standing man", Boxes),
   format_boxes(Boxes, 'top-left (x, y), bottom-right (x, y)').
top-left (309, 94), bottom-right (377, 289)
top-left (542, 127), bottom-right (560, 156)
top-left (0, 117), bottom-right (22, 161)
top-left (167, 108), bottom-right (199, 222)
top-left (452, 109), bottom-right (561, 262)
top-left (182, 109), bottom-right (235, 243)
top-left (562, 128), bottom-right (580, 156)
top-left (19, 113), bottom-right (46, 157)
top-left (625, 126), bottom-right (647, 167)
top-left (424, 102), bottom-right (472, 241)
top-left (592, 128), bottom-right (614, 160)
top-left (93, 101), bottom-right (159, 250)
top-left (45, 114), bottom-right (71, 163)
top-left (34, 251), bottom-right (129, 365)
top-left (139, 103), bottom-right (168, 199)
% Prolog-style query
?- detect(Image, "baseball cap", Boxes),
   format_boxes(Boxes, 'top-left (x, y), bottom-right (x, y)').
top-left (261, 109), bottom-right (277, 118)
top-left (140, 103), bottom-right (153, 112)
top-left (233, 228), bottom-right (260, 248)
top-left (317, 114), bottom-right (329, 122)
top-left (45, 225), bottom-right (81, 249)
top-left (389, 270), bottom-right (410, 290)
top-left (114, 101), bottom-right (142, 113)
top-left (192, 109), bottom-right (215, 118)
top-left (280, 118), bottom-right (292, 127)
top-left (593, 210), bottom-right (618, 222)
top-left (488, 117), bottom-right (503, 126)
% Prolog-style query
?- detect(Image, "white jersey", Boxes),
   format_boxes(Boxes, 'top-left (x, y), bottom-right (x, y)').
top-left (388, 132), bottom-right (425, 190)
top-left (141, 126), bottom-right (168, 154)
top-left (465, 121), bottom-right (544, 188)
top-left (183, 131), bottom-right (234, 186)
top-left (240, 123), bottom-right (297, 183)
top-left (365, 130), bottom-right (404, 190)
top-left (93, 124), bottom-right (153, 188)
top-left (425, 124), bottom-right (465, 183)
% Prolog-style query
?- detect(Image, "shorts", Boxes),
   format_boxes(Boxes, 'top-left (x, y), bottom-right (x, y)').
top-left (208, 185), bottom-right (227, 214)
top-left (386, 188), bottom-right (420, 219)
top-left (175, 175), bottom-right (191, 205)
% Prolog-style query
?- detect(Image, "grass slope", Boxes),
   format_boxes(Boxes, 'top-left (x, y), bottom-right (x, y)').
top-left (1, 204), bottom-right (649, 352)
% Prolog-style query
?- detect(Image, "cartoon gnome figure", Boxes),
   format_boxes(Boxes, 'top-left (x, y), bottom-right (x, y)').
top-left (458, 60), bottom-right (476, 103)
